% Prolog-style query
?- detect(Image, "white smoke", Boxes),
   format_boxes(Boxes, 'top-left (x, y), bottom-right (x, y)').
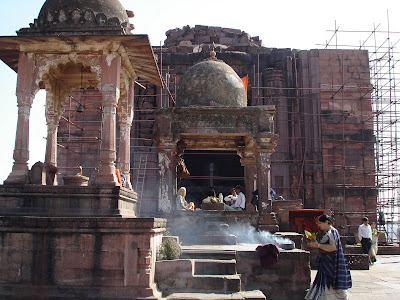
top-left (226, 222), bottom-right (294, 246)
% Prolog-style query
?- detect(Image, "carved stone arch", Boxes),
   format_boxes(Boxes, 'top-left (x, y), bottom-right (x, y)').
top-left (39, 60), bottom-right (100, 116)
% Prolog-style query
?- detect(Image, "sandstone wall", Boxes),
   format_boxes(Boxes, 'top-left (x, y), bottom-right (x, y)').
top-left (0, 216), bottom-right (166, 299)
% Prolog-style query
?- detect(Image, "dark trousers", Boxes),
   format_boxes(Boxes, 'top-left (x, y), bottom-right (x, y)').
top-left (361, 237), bottom-right (372, 254)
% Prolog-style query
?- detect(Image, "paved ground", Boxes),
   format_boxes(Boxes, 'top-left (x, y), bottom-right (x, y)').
top-left (311, 255), bottom-right (400, 300)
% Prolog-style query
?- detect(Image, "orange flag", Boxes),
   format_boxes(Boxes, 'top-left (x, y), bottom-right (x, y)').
top-left (241, 75), bottom-right (248, 102)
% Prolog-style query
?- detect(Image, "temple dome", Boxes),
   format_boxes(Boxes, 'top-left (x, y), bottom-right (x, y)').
top-left (176, 58), bottom-right (247, 107)
top-left (18, 0), bottom-right (133, 36)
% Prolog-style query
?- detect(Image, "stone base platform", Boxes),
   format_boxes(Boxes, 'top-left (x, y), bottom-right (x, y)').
top-left (0, 185), bottom-right (137, 217)
top-left (0, 216), bottom-right (166, 299)
top-left (156, 244), bottom-right (310, 300)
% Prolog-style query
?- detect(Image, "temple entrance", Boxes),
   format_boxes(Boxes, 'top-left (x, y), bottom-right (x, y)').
top-left (178, 150), bottom-right (244, 208)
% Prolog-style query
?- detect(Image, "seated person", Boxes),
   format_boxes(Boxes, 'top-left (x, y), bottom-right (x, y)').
top-left (224, 188), bottom-right (237, 205)
top-left (176, 187), bottom-right (194, 210)
top-left (224, 185), bottom-right (245, 211)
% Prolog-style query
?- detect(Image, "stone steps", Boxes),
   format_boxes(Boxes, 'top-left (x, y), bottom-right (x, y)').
top-left (194, 259), bottom-right (237, 275)
top-left (188, 274), bottom-right (241, 292)
top-left (180, 249), bottom-right (236, 260)
top-left (156, 248), bottom-right (266, 299)
top-left (165, 290), bottom-right (266, 300)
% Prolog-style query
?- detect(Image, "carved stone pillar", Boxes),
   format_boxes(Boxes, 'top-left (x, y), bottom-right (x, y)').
top-left (5, 52), bottom-right (35, 184)
top-left (93, 53), bottom-right (121, 186)
top-left (255, 132), bottom-right (278, 213)
top-left (45, 112), bottom-right (61, 185)
top-left (117, 116), bottom-right (133, 189)
top-left (117, 79), bottom-right (134, 189)
top-left (256, 151), bottom-right (272, 212)
top-left (241, 156), bottom-right (257, 211)
top-left (157, 141), bottom-right (178, 212)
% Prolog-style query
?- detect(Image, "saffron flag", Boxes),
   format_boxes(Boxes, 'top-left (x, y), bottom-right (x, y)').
top-left (241, 74), bottom-right (248, 102)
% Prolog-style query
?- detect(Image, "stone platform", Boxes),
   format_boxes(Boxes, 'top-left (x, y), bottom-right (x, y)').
top-left (0, 185), bottom-right (137, 217)
top-left (0, 216), bottom-right (166, 299)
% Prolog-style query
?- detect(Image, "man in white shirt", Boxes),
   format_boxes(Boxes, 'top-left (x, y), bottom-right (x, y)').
top-left (358, 217), bottom-right (372, 255)
top-left (224, 185), bottom-right (246, 211)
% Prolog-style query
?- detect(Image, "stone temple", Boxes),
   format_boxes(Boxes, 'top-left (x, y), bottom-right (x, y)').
top-left (0, 0), bottom-right (383, 299)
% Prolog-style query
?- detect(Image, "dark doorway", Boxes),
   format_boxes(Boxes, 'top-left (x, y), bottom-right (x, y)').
top-left (178, 150), bottom-right (244, 208)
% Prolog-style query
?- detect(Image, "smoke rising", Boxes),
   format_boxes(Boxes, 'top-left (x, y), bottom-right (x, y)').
top-left (226, 222), bottom-right (294, 246)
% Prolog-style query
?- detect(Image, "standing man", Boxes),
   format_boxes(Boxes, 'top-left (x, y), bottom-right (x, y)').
top-left (358, 217), bottom-right (372, 256)
top-left (224, 185), bottom-right (246, 211)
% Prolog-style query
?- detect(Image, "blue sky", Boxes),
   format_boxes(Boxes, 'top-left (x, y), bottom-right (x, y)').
top-left (0, 0), bottom-right (399, 183)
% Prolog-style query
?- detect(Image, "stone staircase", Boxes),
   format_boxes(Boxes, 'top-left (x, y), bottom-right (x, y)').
top-left (157, 249), bottom-right (266, 300)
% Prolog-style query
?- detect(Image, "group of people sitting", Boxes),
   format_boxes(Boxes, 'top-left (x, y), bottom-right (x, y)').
top-left (176, 185), bottom-right (246, 211)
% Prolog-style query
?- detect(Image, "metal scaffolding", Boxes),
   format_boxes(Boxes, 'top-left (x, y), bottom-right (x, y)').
top-left (321, 16), bottom-right (400, 242)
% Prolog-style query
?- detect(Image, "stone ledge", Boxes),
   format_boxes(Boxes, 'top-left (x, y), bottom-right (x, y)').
top-left (0, 216), bottom-right (166, 233)
top-left (0, 283), bottom-right (161, 299)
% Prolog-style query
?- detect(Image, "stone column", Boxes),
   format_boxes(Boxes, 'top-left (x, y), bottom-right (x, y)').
top-left (241, 156), bottom-right (257, 211)
top-left (255, 132), bottom-right (277, 213)
top-left (117, 115), bottom-right (133, 189)
top-left (93, 53), bottom-right (121, 186)
top-left (5, 52), bottom-right (35, 185)
top-left (256, 151), bottom-right (272, 212)
top-left (117, 79), bottom-right (134, 189)
top-left (44, 112), bottom-right (61, 185)
top-left (157, 141), bottom-right (178, 212)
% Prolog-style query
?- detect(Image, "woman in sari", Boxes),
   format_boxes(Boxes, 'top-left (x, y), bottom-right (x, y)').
top-left (369, 222), bottom-right (379, 263)
top-left (305, 215), bottom-right (352, 300)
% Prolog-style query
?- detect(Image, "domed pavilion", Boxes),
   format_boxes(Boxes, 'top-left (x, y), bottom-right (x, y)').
top-left (0, 0), bottom-right (165, 298)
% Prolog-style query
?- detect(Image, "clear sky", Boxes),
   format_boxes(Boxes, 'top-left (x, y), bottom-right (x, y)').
top-left (0, 0), bottom-right (399, 183)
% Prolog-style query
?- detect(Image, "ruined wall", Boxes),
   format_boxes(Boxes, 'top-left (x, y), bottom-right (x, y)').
top-left (164, 25), bottom-right (262, 53)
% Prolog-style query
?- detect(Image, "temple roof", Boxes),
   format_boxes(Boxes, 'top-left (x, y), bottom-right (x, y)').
top-left (17, 0), bottom-right (133, 36)
top-left (176, 57), bottom-right (247, 107)
top-left (0, 35), bottom-right (162, 87)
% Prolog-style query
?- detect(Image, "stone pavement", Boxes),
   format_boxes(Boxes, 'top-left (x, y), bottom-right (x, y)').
top-left (311, 255), bottom-right (400, 300)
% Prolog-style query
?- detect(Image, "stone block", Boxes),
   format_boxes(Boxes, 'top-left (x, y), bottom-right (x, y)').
top-left (236, 249), bottom-right (310, 300)
top-left (209, 26), bottom-right (222, 32)
top-left (155, 259), bottom-right (193, 294)
top-left (101, 251), bottom-right (124, 269)
top-left (220, 37), bottom-right (234, 45)
top-left (195, 25), bottom-right (209, 31)
top-left (178, 40), bottom-right (193, 47)
top-left (194, 259), bottom-right (236, 275)
top-left (222, 28), bottom-right (242, 35)
top-left (196, 30), bottom-right (207, 36)
top-left (61, 251), bottom-right (94, 269)
top-left (194, 36), bottom-right (211, 44)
